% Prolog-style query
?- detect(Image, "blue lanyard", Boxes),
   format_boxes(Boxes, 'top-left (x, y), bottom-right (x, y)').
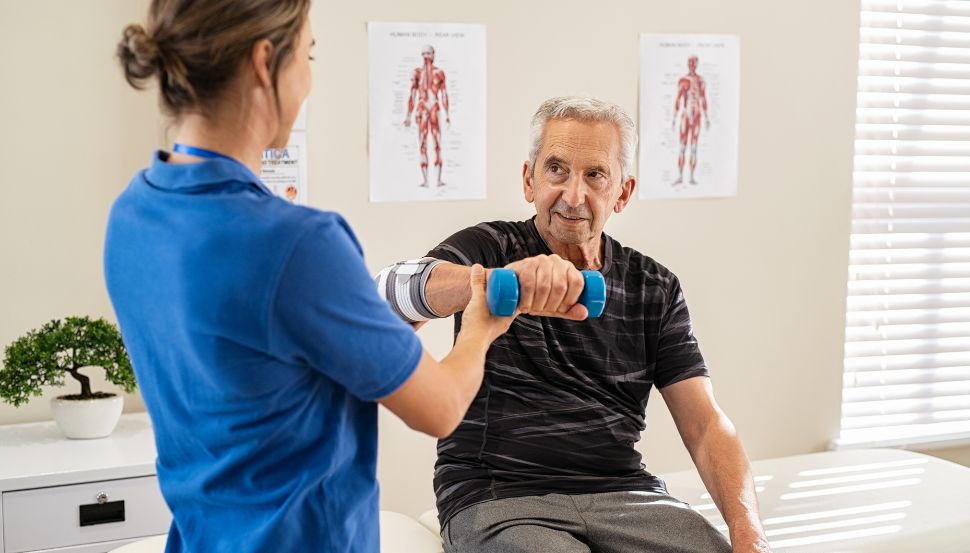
top-left (171, 143), bottom-right (268, 194)
top-left (173, 143), bottom-right (241, 164)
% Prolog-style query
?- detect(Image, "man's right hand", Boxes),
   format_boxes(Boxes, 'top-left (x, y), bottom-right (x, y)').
top-left (504, 254), bottom-right (588, 321)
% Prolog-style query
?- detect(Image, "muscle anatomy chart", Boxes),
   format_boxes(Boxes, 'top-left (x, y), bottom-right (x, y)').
top-left (369, 22), bottom-right (486, 203)
top-left (639, 35), bottom-right (739, 200)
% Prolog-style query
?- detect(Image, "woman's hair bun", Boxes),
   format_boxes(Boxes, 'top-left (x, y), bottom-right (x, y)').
top-left (117, 24), bottom-right (160, 88)
top-left (117, 0), bottom-right (310, 116)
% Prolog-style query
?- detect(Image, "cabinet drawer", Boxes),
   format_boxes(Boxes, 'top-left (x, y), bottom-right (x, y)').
top-left (2, 476), bottom-right (171, 553)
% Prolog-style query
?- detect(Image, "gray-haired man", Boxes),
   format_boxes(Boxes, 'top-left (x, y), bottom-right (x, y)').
top-left (377, 97), bottom-right (770, 553)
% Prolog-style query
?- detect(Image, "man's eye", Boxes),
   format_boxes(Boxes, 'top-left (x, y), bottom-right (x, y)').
top-left (549, 164), bottom-right (562, 173)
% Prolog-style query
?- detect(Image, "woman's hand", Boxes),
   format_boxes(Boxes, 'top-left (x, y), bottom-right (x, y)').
top-left (459, 264), bottom-right (515, 343)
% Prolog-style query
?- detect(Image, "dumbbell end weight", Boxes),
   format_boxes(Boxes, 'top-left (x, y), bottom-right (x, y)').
top-left (486, 269), bottom-right (520, 317)
top-left (578, 270), bottom-right (606, 318)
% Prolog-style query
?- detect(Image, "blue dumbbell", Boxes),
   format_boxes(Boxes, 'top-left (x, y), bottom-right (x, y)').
top-left (486, 268), bottom-right (606, 318)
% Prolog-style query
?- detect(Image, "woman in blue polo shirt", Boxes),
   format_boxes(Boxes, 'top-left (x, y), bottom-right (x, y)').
top-left (105, 2), bottom-right (512, 551)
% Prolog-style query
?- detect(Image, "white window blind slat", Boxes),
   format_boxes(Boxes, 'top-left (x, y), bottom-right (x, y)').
top-left (859, 60), bottom-right (970, 79)
top-left (853, 188), bottom-right (970, 201)
top-left (856, 141), bottom-right (970, 156)
top-left (847, 307), bottom-right (970, 328)
top-left (861, 11), bottom-right (970, 33)
top-left (843, 395), bottom-right (970, 418)
top-left (849, 365), bottom-right (970, 385)
top-left (851, 231), bottom-right (970, 248)
top-left (844, 350), bottom-right (970, 372)
top-left (854, 172), bottom-right (970, 185)
top-left (853, 205), bottom-right (970, 218)
top-left (852, 219), bottom-right (970, 233)
top-left (842, 413), bottom-right (970, 434)
top-left (845, 336), bottom-right (970, 358)
top-left (846, 320), bottom-right (970, 341)
top-left (860, 29), bottom-right (970, 49)
top-left (859, 79), bottom-right (970, 96)
top-left (856, 108), bottom-right (970, 125)
top-left (862, 42), bottom-right (970, 61)
top-left (864, 0), bottom-right (970, 18)
top-left (840, 0), bottom-right (970, 449)
top-left (847, 293), bottom-right (970, 313)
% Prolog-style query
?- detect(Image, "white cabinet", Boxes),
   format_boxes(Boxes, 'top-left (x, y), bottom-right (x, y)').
top-left (0, 414), bottom-right (171, 553)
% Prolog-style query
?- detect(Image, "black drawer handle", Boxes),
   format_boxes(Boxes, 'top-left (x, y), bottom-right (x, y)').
top-left (79, 500), bottom-right (126, 526)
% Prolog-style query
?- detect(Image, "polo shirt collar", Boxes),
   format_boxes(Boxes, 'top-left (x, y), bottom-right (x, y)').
top-left (144, 150), bottom-right (272, 196)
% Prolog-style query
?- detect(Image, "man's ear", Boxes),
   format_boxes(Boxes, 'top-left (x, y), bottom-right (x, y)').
top-left (250, 38), bottom-right (274, 89)
top-left (522, 161), bottom-right (535, 203)
top-left (614, 176), bottom-right (637, 213)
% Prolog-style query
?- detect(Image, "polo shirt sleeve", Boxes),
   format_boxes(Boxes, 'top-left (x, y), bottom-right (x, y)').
top-left (268, 216), bottom-right (423, 401)
top-left (654, 275), bottom-right (710, 389)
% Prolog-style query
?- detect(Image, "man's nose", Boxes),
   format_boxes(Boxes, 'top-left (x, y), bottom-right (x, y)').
top-left (561, 174), bottom-right (587, 208)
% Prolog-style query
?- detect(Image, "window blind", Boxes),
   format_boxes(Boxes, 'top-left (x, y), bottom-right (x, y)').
top-left (840, 0), bottom-right (970, 449)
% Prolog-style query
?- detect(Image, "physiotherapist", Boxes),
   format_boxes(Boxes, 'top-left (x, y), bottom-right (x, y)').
top-left (104, 1), bottom-right (513, 552)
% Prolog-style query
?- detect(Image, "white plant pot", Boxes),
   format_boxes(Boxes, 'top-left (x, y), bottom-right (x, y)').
top-left (50, 394), bottom-right (124, 439)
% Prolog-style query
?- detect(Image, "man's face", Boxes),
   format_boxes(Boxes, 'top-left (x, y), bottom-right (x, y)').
top-left (688, 56), bottom-right (698, 73)
top-left (422, 47), bottom-right (435, 62)
top-left (523, 118), bottom-right (634, 247)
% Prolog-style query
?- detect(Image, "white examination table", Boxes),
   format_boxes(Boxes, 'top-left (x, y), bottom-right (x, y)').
top-left (662, 448), bottom-right (970, 553)
top-left (391, 449), bottom-right (970, 553)
top-left (112, 449), bottom-right (970, 553)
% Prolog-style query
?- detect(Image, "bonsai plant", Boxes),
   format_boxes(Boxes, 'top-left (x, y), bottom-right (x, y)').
top-left (0, 316), bottom-right (136, 439)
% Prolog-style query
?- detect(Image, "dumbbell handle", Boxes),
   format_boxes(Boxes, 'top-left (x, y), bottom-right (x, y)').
top-left (486, 268), bottom-right (606, 318)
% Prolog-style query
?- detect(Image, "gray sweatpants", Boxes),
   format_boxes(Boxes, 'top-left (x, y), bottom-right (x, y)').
top-left (442, 491), bottom-right (732, 553)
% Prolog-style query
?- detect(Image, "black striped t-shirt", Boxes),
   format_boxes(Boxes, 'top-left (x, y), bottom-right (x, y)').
top-left (426, 218), bottom-right (709, 526)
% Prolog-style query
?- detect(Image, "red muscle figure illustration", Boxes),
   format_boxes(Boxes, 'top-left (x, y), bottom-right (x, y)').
top-left (672, 55), bottom-right (710, 185)
top-left (403, 45), bottom-right (451, 187)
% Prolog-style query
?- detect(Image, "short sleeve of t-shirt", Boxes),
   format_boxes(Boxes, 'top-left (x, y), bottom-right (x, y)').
top-left (654, 275), bottom-right (709, 388)
top-left (425, 224), bottom-right (506, 268)
top-left (269, 215), bottom-right (422, 401)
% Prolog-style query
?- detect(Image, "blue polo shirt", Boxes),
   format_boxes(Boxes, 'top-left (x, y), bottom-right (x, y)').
top-left (104, 151), bottom-right (422, 553)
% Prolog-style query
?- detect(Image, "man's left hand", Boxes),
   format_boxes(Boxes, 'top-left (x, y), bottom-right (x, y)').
top-left (731, 532), bottom-right (771, 553)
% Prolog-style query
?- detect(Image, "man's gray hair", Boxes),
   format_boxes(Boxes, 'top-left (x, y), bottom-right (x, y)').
top-left (528, 96), bottom-right (638, 181)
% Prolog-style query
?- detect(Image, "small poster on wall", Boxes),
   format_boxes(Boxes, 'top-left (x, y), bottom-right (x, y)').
top-left (638, 34), bottom-right (740, 200)
top-left (262, 102), bottom-right (308, 204)
top-left (368, 22), bottom-right (486, 203)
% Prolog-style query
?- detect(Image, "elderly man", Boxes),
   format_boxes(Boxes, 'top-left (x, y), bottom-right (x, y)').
top-left (377, 97), bottom-right (769, 553)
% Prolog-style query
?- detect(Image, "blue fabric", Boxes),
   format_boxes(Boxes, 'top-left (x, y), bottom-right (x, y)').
top-left (104, 151), bottom-right (422, 553)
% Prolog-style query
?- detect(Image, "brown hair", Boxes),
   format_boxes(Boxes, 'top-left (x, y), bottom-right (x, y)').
top-left (117, 0), bottom-right (310, 117)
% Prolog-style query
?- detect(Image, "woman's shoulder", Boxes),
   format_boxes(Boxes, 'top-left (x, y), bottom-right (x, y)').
top-left (274, 203), bottom-right (353, 239)
top-left (262, 203), bottom-right (363, 259)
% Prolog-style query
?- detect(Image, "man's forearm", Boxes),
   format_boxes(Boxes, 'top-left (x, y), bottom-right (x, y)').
top-left (425, 262), bottom-right (472, 317)
top-left (690, 419), bottom-right (769, 551)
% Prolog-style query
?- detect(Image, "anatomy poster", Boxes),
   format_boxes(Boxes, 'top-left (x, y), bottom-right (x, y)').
top-left (638, 34), bottom-right (739, 200)
top-left (368, 22), bottom-right (486, 203)
top-left (261, 101), bottom-right (308, 204)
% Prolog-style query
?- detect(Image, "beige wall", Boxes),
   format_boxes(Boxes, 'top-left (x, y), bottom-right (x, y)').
top-left (1, 0), bottom-right (967, 520)
top-left (0, 0), bottom-right (158, 424)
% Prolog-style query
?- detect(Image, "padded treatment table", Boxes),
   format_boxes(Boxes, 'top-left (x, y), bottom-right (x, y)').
top-left (414, 449), bottom-right (970, 552)
top-left (110, 449), bottom-right (970, 552)
top-left (662, 448), bottom-right (970, 552)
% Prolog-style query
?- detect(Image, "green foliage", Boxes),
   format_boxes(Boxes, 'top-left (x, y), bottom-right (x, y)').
top-left (0, 317), bottom-right (136, 407)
